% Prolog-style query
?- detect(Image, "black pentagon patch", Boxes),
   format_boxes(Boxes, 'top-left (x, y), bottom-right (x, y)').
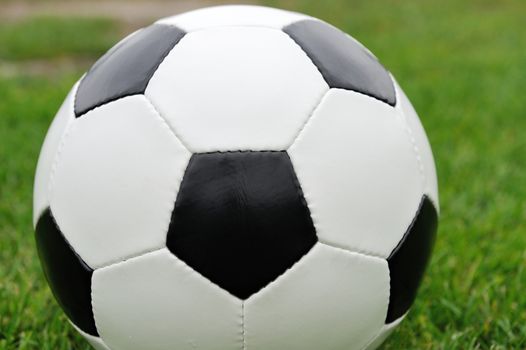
top-left (283, 20), bottom-right (396, 105)
top-left (35, 208), bottom-right (98, 336)
top-left (167, 151), bottom-right (317, 299)
top-left (75, 24), bottom-right (185, 117)
top-left (386, 196), bottom-right (438, 323)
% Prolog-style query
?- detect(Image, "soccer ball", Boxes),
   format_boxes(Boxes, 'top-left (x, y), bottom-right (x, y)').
top-left (33, 5), bottom-right (439, 350)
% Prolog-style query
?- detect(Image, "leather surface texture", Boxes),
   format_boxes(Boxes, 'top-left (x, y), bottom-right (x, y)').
top-left (146, 26), bottom-right (329, 152)
top-left (244, 243), bottom-right (389, 350)
top-left (35, 208), bottom-right (97, 336)
top-left (33, 82), bottom-right (77, 226)
top-left (92, 248), bottom-right (242, 350)
top-left (90, 245), bottom-right (389, 350)
top-left (283, 20), bottom-right (396, 105)
top-left (386, 196), bottom-right (438, 322)
top-left (167, 151), bottom-right (317, 299)
top-left (156, 5), bottom-right (312, 31)
top-left (75, 24), bottom-right (185, 117)
top-left (393, 78), bottom-right (439, 208)
top-left (49, 95), bottom-right (191, 268)
top-left (288, 89), bottom-right (424, 259)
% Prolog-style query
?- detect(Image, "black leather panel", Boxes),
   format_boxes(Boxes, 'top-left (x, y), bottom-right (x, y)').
top-left (35, 208), bottom-right (98, 336)
top-left (283, 20), bottom-right (396, 105)
top-left (75, 24), bottom-right (185, 116)
top-left (386, 196), bottom-right (438, 323)
top-left (167, 151), bottom-right (317, 299)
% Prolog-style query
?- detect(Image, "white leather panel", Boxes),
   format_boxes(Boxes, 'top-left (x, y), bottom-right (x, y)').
top-left (156, 5), bottom-right (312, 31)
top-left (72, 324), bottom-right (111, 350)
top-left (92, 248), bottom-right (242, 350)
top-left (244, 243), bottom-right (389, 350)
top-left (289, 89), bottom-right (424, 258)
top-left (146, 26), bottom-right (328, 153)
top-left (33, 82), bottom-right (78, 227)
top-left (363, 315), bottom-right (405, 350)
top-left (393, 78), bottom-right (439, 209)
top-left (49, 95), bottom-right (190, 268)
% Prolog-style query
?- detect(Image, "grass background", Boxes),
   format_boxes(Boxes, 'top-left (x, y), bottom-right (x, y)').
top-left (0, 0), bottom-right (525, 349)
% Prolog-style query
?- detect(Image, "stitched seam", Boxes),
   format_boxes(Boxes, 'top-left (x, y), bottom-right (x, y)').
top-left (287, 88), bottom-right (328, 149)
top-left (73, 75), bottom-right (84, 106)
top-left (95, 246), bottom-right (166, 270)
top-left (76, 94), bottom-right (142, 117)
top-left (76, 93), bottom-right (143, 118)
top-left (166, 24), bottom-right (330, 150)
top-left (74, 70), bottom-right (139, 117)
top-left (337, 86), bottom-right (397, 106)
top-left (168, 151), bottom-right (317, 301)
top-left (283, 153), bottom-right (317, 244)
top-left (90, 274), bottom-right (99, 340)
top-left (143, 25), bottom-right (187, 92)
top-left (286, 153), bottom-right (323, 251)
top-left (47, 119), bottom-right (78, 217)
top-left (75, 26), bottom-right (182, 118)
top-left (34, 82), bottom-right (79, 227)
top-left (282, 27), bottom-right (330, 148)
top-left (143, 94), bottom-right (192, 152)
top-left (281, 25), bottom-right (326, 84)
top-left (288, 144), bottom-right (388, 260)
top-left (91, 270), bottom-right (103, 345)
top-left (109, 247), bottom-right (246, 302)
top-left (319, 240), bottom-right (392, 349)
top-left (49, 94), bottom-right (190, 271)
top-left (243, 241), bottom-right (387, 300)
top-left (169, 153), bottom-right (195, 210)
top-left (245, 242), bottom-right (319, 298)
top-left (197, 150), bottom-right (285, 154)
top-left (44, 208), bottom-right (99, 336)
top-left (45, 93), bottom-right (97, 266)
top-left (241, 302), bottom-right (246, 350)
top-left (318, 241), bottom-right (386, 260)
top-left (47, 81), bottom-right (82, 204)
top-left (46, 208), bottom-right (94, 273)
top-left (399, 110), bottom-right (425, 179)
top-left (284, 20), bottom-right (395, 107)
top-left (140, 96), bottom-right (193, 257)
top-left (385, 252), bottom-right (392, 324)
top-left (391, 75), bottom-right (426, 187)
top-left (387, 195), bottom-right (427, 260)
top-left (154, 25), bottom-right (330, 151)
top-left (168, 248), bottom-right (245, 302)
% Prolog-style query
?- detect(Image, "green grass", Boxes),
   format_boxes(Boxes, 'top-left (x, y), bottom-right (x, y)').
top-left (0, 16), bottom-right (111, 350)
top-left (0, 16), bottom-right (118, 60)
top-left (1, 1), bottom-right (526, 349)
top-left (0, 74), bottom-right (91, 349)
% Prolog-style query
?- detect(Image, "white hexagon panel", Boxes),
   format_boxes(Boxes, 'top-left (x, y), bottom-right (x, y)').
top-left (288, 88), bottom-right (424, 259)
top-left (145, 25), bottom-right (329, 152)
top-left (49, 95), bottom-right (190, 268)
top-left (92, 249), bottom-right (243, 350)
top-left (244, 243), bottom-right (390, 350)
